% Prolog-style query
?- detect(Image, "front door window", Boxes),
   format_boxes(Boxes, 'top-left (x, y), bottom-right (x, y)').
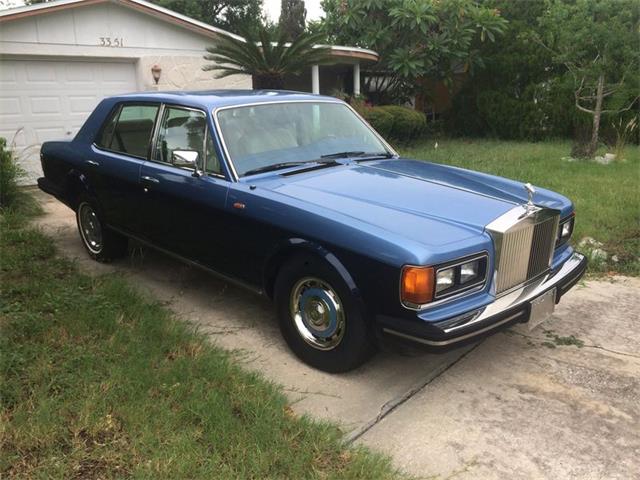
top-left (153, 107), bottom-right (210, 172)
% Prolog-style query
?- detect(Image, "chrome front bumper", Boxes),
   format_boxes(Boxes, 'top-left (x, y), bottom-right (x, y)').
top-left (383, 252), bottom-right (587, 347)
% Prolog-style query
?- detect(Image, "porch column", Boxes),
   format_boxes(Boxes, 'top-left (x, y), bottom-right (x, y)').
top-left (311, 64), bottom-right (320, 94)
top-left (353, 61), bottom-right (361, 96)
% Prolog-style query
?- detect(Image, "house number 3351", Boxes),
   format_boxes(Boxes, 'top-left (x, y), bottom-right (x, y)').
top-left (99, 37), bottom-right (124, 47)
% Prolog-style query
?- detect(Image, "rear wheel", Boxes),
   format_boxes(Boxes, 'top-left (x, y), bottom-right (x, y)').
top-left (76, 196), bottom-right (128, 262)
top-left (274, 254), bottom-right (376, 372)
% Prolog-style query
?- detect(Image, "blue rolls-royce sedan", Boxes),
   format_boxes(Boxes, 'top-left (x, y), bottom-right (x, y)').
top-left (38, 90), bottom-right (587, 372)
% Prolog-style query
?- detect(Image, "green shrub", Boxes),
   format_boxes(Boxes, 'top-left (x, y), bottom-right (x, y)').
top-left (358, 105), bottom-right (426, 141)
top-left (377, 106), bottom-right (426, 140)
top-left (359, 106), bottom-right (395, 138)
top-left (0, 137), bottom-right (25, 209)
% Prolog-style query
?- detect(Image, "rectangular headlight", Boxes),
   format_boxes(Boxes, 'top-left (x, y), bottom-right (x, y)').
top-left (557, 214), bottom-right (575, 246)
top-left (436, 267), bottom-right (455, 294)
top-left (434, 254), bottom-right (488, 300)
top-left (460, 260), bottom-right (480, 284)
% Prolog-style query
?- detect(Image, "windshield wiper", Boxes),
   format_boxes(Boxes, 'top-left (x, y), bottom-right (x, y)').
top-left (242, 159), bottom-right (341, 177)
top-left (321, 151), bottom-right (394, 160)
top-left (242, 161), bottom-right (308, 177)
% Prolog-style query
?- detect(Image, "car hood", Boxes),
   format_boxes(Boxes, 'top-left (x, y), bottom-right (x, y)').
top-left (265, 158), bottom-right (572, 248)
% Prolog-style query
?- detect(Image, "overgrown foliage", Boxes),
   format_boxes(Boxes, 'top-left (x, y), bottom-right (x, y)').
top-left (446, 0), bottom-right (639, 145)
top-left (320, 0), bottom-right (507, 103)
top-left (446, 0), bottom-right (578, 140)
top-left (204, 27), bottom-right (332, 89)
top-left (0, 195), bottom-right (402, 479)
top-left (536, 0), bottom-right (639, 157)
top-left (0, 137), bottom-right (24, 209)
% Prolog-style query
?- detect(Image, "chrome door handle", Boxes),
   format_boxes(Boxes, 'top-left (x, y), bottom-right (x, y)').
top-left (85, 160), bottom-right (100, 167)
top-left (141, 176), bottom-right (160, 184)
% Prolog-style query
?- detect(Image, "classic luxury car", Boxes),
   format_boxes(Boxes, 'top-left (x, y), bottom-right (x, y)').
top-left (38, 90), bottom-right (587, 372)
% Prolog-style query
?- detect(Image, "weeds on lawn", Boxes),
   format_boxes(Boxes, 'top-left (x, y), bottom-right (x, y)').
top-left (0, 195), bottom-right (402, 479)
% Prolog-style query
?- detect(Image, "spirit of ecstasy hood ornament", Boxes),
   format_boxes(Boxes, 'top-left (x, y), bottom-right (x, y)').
top-left (524, 183), bottom-right (536, 212)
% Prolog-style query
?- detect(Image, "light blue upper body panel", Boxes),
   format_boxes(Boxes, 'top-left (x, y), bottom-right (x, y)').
top-left (247, 157), bottom-right (573, 264)
top-left (113, 89), bottom-right (337, 111)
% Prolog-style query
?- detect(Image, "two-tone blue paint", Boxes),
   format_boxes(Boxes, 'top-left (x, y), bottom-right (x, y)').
top-left (39, 90), bottom-right (579, 346)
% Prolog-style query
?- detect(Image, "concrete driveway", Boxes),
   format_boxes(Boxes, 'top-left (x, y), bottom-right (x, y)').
top-left (33, 190), bottom-right (640, 479)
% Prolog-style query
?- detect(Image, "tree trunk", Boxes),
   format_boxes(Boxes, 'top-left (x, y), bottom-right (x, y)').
top-left (252, 74), bottom-right (285, 90)
top-left (587, 74), bottom-right (605, 157)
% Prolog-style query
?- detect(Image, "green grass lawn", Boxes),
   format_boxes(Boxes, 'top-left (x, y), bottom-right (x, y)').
top-left (400, 139), bottom-right (640, 276)
top-left (0, 197), bottom-right (401, 479)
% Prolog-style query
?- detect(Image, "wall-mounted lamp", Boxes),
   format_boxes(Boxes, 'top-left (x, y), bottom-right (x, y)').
top-left (151, 64), bottom-right (162, 85)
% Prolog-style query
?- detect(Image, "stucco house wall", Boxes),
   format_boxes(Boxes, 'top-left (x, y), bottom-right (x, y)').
top-left (0, 1), bottom-right (251, 91)
top-left (0, 0), bottom-right (251, 183)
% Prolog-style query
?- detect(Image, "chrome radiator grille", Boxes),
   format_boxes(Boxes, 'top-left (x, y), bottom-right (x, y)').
top-left (488, 207), bottom-right (559, 295)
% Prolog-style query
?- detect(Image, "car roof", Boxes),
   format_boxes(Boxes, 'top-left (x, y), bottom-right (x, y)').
top-left (112, 89), bottom-right (341, 110)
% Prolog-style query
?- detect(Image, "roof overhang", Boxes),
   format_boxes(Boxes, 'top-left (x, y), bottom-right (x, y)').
top-left (0, 0), bottom-right (245, 41)
top-left (325, 45), bottom-right (379, 63)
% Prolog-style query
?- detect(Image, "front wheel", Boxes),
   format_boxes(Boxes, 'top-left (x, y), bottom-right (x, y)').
top-left (274, 254), bottom-right (376, 372)
top-left (76, 197), bottom-right (128, 262)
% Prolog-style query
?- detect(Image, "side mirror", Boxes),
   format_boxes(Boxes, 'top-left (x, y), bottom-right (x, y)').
top-left (172, 150), bottom-right (202, 176)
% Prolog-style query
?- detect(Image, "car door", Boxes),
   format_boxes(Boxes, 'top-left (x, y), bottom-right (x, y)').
top-left (88, 102), bottom-right (160, 234)
top-left (138, 104), bottom-right (231, 271)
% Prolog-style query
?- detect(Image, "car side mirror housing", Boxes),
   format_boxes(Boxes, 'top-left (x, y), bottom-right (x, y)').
top-left (172, 150), bottom-right (202, 176)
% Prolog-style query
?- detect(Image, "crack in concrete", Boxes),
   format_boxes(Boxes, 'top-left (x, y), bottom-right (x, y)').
top-left (509, 330), bottom-right (640, 359)
top-left (344, 343), bottom-right (482, 445)
top-left (283, 388), bottom-right (343, 399)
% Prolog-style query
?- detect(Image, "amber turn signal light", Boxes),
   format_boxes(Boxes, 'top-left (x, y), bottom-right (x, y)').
top-left (401, 266), bottom-right (434, 305)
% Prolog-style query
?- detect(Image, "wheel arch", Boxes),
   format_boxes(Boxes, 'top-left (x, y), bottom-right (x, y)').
top-left (262, 238), bottom-right (362, 303)
top-left (63, 170), bottom-right (95, 210)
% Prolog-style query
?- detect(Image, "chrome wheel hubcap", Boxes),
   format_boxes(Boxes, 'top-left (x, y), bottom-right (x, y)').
top-left (290, 277), bottom-right (345, 350)
top-left (78, 203), bottom-right (103, 254)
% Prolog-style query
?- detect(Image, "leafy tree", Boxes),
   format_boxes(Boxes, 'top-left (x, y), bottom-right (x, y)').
top-left (446, 0), bottom-right (577, 140)
top-left (320, 0), bottom-right (507, 102)
top-left (146, 0), bottom-right (265, 36)
top-left (279, 0), bottom-right (307, 40)
top-left (203, 28), bottom-right (331, 89)
top-left (537, 0), bottom-right (639, 157)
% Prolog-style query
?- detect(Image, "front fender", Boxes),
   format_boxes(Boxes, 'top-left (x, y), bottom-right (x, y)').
top-left (262, 238), bottom-right (362, 302)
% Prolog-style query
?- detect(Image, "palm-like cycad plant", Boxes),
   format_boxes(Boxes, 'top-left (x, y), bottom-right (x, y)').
top-left (203, 28), bottom-right (332, 90)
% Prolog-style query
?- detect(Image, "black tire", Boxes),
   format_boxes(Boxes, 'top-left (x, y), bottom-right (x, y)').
top-left (75, 194), bottom-right (128, 262)
top-left (274, 253), bottom-right (376, 373)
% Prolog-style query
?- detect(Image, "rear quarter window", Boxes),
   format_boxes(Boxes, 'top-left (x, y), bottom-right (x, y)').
top-left (96, 104), bottom-right (159, 159)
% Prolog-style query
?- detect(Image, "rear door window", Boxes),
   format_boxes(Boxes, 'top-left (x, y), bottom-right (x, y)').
top-left (96, 104), bottom-right (159, 159)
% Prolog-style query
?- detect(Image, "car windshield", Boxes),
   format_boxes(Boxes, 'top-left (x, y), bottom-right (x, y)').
top-left (216, 102), bottom-right (391, 177)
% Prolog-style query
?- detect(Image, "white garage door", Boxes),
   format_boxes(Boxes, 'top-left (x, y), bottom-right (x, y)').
top-left (0, 58), bottom-right (138, 184)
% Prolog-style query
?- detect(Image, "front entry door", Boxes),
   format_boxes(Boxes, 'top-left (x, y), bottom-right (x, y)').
top-left (138, 105), bottom-right (231, 272)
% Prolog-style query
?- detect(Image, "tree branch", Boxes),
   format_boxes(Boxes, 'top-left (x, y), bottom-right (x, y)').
top-left (601, 96), bottom-right (640, 114)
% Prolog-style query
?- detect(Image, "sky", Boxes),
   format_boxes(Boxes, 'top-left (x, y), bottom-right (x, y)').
top-left (263, 0), bottom-right (324, 22)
